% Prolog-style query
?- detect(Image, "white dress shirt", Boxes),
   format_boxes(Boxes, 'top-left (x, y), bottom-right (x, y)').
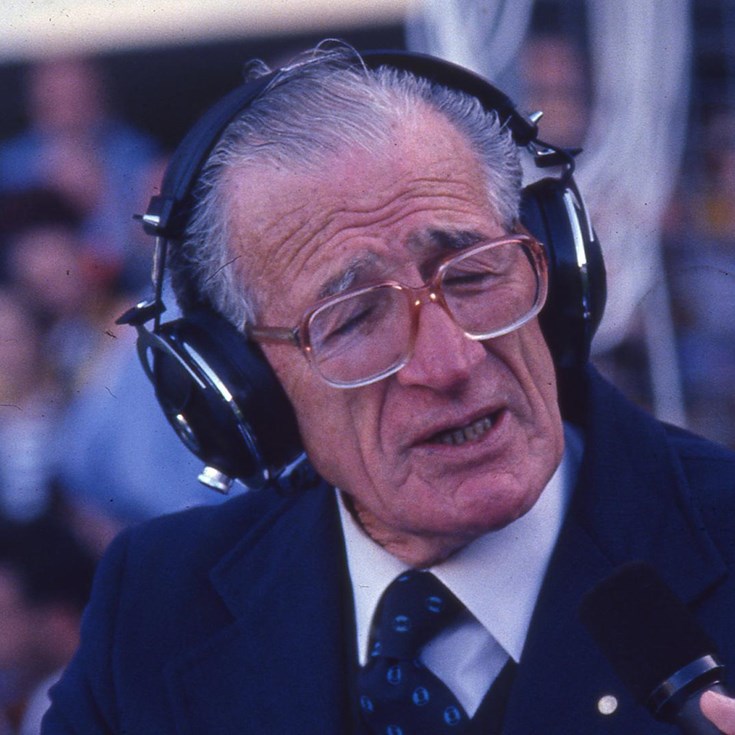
top-left (337, 423), bottom-right (583, 716)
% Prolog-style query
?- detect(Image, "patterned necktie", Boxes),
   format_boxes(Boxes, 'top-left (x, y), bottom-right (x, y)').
top-left (357, 570), bottom-right (469, 735)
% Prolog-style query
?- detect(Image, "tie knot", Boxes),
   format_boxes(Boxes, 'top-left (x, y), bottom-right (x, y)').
top-left (369, 571), bottom-right (463, 660)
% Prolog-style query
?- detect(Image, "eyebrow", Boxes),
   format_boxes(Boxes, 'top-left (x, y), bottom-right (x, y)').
top-left (407, 228), bottom-right (486, 254)
top-left (317, 253), bottom-right (380, 300)
top-left (315, 228), bottom-right (488, 300)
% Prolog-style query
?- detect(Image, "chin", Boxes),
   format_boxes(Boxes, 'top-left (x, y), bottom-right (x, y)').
top-left (406, 480), bottom-right (543, 540)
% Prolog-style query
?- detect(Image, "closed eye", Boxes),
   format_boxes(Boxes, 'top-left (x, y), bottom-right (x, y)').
top-left (443, 270), bottom-right (498, 291)
top-left (322, 305), bottom-right (375, 341)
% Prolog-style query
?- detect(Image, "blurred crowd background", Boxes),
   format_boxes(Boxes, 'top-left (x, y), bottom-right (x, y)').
top-left (0, 0), bottom-right (733, 732)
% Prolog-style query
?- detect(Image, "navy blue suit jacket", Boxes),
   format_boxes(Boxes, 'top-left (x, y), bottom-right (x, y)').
top-left (43, 368), bottom-right (735, 733)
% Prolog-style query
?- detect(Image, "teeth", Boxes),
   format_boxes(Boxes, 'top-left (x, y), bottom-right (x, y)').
top-left (436, 416), bottom-right (494, 446)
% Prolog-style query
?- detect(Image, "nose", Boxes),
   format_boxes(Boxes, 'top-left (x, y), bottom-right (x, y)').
top-left (396, 298), bottom-right (486, 390)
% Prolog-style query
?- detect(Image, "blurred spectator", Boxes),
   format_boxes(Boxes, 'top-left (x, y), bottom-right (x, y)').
top-left (54, 297), bottom-right (231, 550)
top-left (519, 33), bottom-right (590, 149)
top-left (0, 187), bottom-right (127, 398)
top-left (690, 109), bottom-right (735, 241)
top-left (665, 108), bottom-right (735, 448)
top-left (0, 55), bottom-right (159, 292)
top-left (0, 185), bottom-right (228, 539)
top-left (0, 517), bottom-right (96, 734)
top-left (0, 288), bottom-right (62, 522)
top-left (517, 33), bottom-right (653, 409)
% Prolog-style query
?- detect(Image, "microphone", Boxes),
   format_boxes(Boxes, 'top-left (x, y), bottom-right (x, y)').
top-left (579, 562), bottom-right (729, 734)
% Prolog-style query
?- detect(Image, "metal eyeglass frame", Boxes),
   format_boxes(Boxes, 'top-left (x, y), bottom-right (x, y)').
top-left (245, 233), bottom-right (548, 389)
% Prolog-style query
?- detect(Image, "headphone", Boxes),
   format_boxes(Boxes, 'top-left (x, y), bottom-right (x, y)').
top-left (118, 49), bottom-right (606, 494)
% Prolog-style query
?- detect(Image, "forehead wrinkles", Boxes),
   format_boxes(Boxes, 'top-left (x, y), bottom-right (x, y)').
top-left (229, 124), bottom-right (493, 315)
top-left (297, 179), bottom-right (484, 293)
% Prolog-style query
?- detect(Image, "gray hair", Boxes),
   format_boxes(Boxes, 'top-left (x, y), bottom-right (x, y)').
top-left (171, 43), bottom-right (522, 327)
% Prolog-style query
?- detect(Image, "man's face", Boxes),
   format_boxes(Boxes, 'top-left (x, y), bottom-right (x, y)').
top-left (229, 109), bottom-right (564, 566)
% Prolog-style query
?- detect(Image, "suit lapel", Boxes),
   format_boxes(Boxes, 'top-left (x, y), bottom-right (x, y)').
top-left (502, 515), bottom-right (673, 734)
top-left (164, 485), bottom-right (356, 735)
top-left (503, 368), bottom-right (726, 735)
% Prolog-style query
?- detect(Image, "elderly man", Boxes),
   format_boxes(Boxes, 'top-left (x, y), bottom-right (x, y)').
top-left (43, 45), bottom-right (735, 734)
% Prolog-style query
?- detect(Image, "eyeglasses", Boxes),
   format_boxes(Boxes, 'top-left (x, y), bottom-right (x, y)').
top-left (246, 234), bottom-right (547, 388)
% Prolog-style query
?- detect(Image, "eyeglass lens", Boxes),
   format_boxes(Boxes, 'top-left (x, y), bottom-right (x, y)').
top-left (307, 239), bottom-right (541, 386)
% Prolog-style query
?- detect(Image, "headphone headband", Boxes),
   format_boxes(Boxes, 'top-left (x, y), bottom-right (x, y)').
top-left (144, 49), bottom-right (548, 242)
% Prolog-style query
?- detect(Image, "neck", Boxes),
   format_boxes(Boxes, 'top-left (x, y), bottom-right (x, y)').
top-left (347, 496), bottom-right (472, 568)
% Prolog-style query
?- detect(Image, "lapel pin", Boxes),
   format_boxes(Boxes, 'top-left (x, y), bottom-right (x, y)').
top-left (597, 695), bottom-right (619, 715)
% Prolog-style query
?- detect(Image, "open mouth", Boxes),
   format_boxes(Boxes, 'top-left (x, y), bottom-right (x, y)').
top-left (428, 413), bottom-right (497, 446)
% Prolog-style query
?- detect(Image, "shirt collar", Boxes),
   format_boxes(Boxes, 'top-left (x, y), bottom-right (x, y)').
top-left (337, 423), bottom-right (583, 665)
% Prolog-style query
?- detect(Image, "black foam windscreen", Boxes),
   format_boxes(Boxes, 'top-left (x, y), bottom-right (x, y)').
top-left (579, 562), bottom-right (718, 705)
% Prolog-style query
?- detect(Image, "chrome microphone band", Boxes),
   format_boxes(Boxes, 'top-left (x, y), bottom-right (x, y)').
top-left (647, 655), bottom-right (725, 717)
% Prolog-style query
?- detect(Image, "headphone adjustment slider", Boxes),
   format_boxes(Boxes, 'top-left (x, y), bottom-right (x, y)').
top-left (141, 195), bottom-right (180, 237)
top-left (198, 466), bottom-right (235, 494)
top-left (141, 211), bottom-right (161, 231)
top-left (116, 298), bottom-right (166, 327)
top-left (528, 110), bottom-right (544, 125)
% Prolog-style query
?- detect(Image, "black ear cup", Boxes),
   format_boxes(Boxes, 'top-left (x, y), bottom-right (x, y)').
top-left (136, 309), bottom-right (302, 491)
top-left (520, 177), bottom-right (606, 368)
